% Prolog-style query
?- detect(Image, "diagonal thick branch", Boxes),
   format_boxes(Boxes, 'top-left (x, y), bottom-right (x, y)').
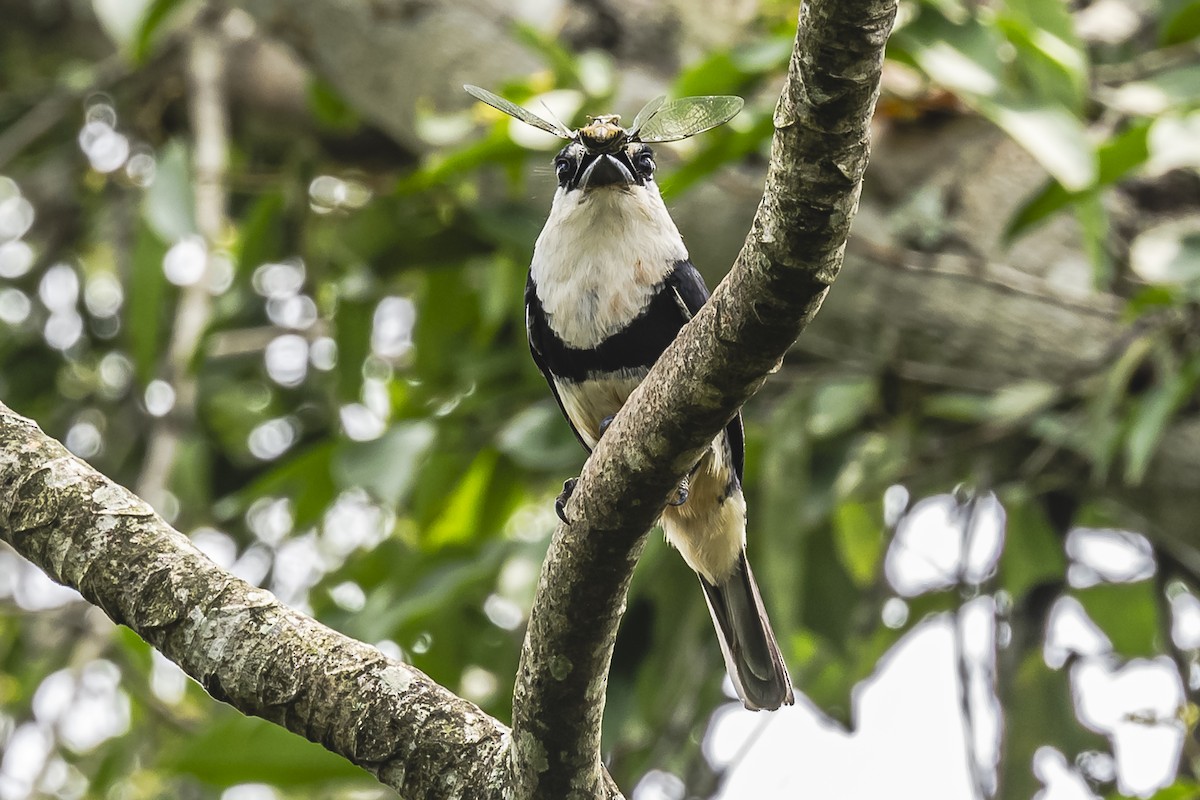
top-left (509, 0), bottom-right (899, 797)
top-left (0, 403), bottom-right (510, 799)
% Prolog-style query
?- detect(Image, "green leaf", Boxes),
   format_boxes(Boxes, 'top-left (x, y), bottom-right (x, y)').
top-left (996, 0), bottom-right (1087, 110)
top-left (987, 380), bottom-right (1062, 423)
top-left (892, 10), bottom-right (1004, 97)
top-left (237, 441), bottom-right (338, 528)
top-left (131, 0), bottom-right (187, 63)
top-left (1003, 651), bottom-right (1108, 799)
top-left (1074, 582), bottom-right (1160, 657)
top-left (1162, 0), bottom-right (1200, 44)
top-left (1075, 190), bottom-right (1113, 288)
top-left (496, 402), bottom-right (580, 472)
top-left (1124, 356), bottom-right (1200, 483)
top-left (674, 52), bottom-right (746, 97)
top-left (307, 78), bottom-right (360, 131)
top-left (334, 294), bottom-right (374, 402)
top-left (1006, 120), bottom-right (1151, 242)
top-left (833, 501), bottom-right (883, 587)
top-left (333, 422), bottom-right (437, 509)
top-left (800, 525), bottom-right (860, 650)
top-left (998, 488), bottom-right (1066, 600)
top-left (923, 380), bottom-right (1059, 426)
top-left (235, 191), bottom-right (286, 280)
top-left (1137, 780), bottom-right (1200, 800)
top-left (981, 100), bottom-right (1095, 191)
top-left (807, 377), bottom-right (876, 439)
top-left (143, 140), bottom-right (196, 242)
top-left (126, 221), bottom-right (169, 385)
top-left (425, 449), bottom-right (499, 549)
top-left (1131, 221), bottom-right (1200, 287)
top-left (161, 715), bottom-right (367, 787)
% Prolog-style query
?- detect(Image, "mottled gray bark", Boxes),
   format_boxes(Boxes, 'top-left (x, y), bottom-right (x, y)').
top-left (509, 0), bottom-right (898, 797)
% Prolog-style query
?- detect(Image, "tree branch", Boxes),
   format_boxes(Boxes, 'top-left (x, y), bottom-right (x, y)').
top-left (509, 1), bottom-right (899, 797)
top-left (0, 403), bottom-right (510, 800)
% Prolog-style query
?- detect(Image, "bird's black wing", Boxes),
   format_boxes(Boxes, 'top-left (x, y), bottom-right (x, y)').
top-left (525, 275), bottom-right (592, 451)
top-left (666, 260), bottom-right (746, 484)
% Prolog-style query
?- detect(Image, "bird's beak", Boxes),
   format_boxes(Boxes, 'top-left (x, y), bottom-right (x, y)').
top-left (579, 154), bottom-right (634, 190)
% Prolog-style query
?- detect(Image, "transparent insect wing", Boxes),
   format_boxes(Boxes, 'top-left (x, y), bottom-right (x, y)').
top-left (463, 84), bottom-right (572, 139)
top-left (628, 95), bottom-right (666, 137)
top-left (636, 96), bottom-right (745, 143)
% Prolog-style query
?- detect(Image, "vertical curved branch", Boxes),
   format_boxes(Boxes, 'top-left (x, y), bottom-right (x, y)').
top-left (508, 1), bottom-right (899, 797)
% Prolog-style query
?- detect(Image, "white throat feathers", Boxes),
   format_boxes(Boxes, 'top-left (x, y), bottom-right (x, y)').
top-left (531, 181), bottom-right (688, 349)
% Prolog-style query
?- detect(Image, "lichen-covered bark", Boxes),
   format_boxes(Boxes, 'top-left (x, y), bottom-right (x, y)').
top-left (509, 1), bottom-right (899, 797)
top-left (0, 404), bottom-right (509, 800)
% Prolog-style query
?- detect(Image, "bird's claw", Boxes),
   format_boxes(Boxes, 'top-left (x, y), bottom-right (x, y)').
top-left (668, 479), bottom-right (689, 507)
top-left (555, 477), bottom-right (579, 524)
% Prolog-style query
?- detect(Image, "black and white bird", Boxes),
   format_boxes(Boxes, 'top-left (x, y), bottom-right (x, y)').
top-left (466, 85), bottom-right (794, 711)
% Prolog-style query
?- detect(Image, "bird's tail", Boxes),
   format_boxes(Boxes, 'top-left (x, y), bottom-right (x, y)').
top-left (700, 551), bottom-right (794, 711)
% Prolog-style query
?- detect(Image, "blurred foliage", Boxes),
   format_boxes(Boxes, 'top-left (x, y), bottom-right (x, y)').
top-left (1, 0), bottom-right (1199, 799)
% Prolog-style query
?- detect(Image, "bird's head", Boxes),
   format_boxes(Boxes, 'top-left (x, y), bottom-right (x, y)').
top-left (552, 140), bottom-right (657, 195)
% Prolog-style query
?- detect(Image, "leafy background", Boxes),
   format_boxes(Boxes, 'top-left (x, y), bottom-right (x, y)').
top-left (1, 0), bottom-right (1199, 797)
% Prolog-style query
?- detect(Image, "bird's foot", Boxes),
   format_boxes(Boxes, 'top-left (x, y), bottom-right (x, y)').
top-left (555, 477), bottom-right (579, 524)
top-left (668, 477), bottom-right (689, 507)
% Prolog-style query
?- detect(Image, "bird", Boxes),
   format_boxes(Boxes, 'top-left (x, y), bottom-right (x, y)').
top-left (466, 85), bottom-right (795, 711)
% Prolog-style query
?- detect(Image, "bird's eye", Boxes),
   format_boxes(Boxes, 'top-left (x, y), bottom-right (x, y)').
top-left (554, 157), bottom-right (572, 181)
top-left (636, 151), bottom-right (655, 176)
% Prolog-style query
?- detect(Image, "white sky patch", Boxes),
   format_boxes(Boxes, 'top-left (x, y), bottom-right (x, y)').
top-left (162, 236), bottom-right (207, 286)
top-left (504, 90), bottom-right (583, 150)
top-left (1170, 589), bottom-right (1200, 649)
top-left (144, 379), bottom-right (176, 417)
top-left (221, 785), bottom-right (278, 800)
top-left (38, 264), bottom-right (79, 312)
top-left (247, 417), bottom-right (298, 460)
top-left (0, 722), bottom-right (54, 800)
top-left (483, 593), bottom-right (524, 631)
top-left (329, 581), bottom-right (367, 612)
top-left (1066, 529), bottom-right (1156, 587)
top-left (371, 296), bottom-right (416, 360)
top-left (246, 497), bottom-right (294, 545)
top-left (0, 550), bottom-right (81, 611)
top-left (340, 403), bottom-right (386, 441)
top-left (1033, 747), bottom-right (1101, 800)
top-left (885, 493), bottom-right (1005, 595)
top-left (633, 770), bottom-right (686, 800)
top-left (322, 490), bottom-right (392, 558)
top-left (1044, 596), bottom-right (1112, 668)
top-left (190, 527), bottom-right (238, 570)
top-left (150, 650), bottom-right (188, 706)
top-left (33, 661), bottom-right (130, 753)
top-left (252, 260), bottom-right (305, 298)
top-left (0, 240), bottom-right (33, 279)
top-left (264, 334), bottom-right (309, 387)
top-left (1071, 657), bottom-right (1185, 797)
top-left (710, 617), bottom-right (979, 800)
